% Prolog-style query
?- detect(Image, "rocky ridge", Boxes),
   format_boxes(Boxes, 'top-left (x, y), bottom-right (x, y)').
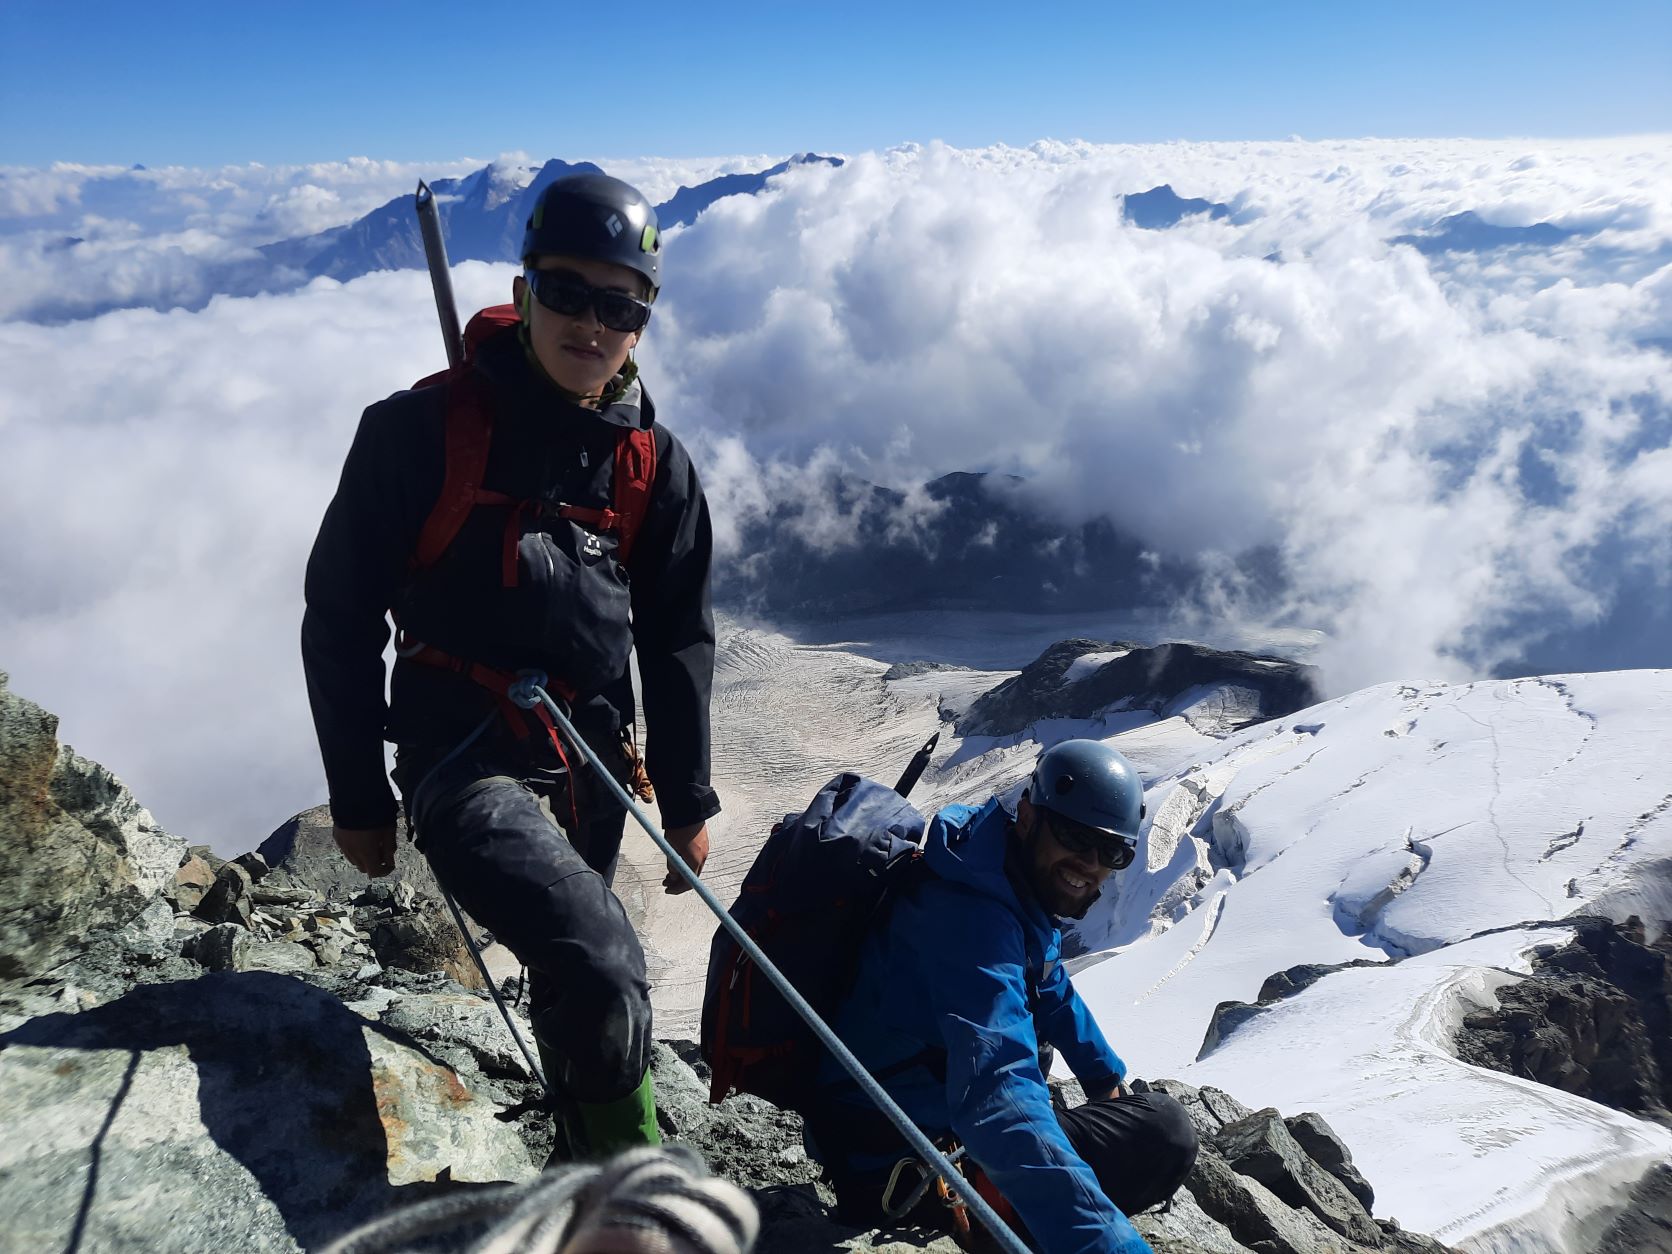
top-left (957, 638), bottom-right (1322, 738)
top-left (2, 671), bottom-right (1462, 1252)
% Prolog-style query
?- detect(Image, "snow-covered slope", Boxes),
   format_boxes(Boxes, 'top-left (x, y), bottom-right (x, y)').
top-left (1069, 671), bottom-right (1672, 1250)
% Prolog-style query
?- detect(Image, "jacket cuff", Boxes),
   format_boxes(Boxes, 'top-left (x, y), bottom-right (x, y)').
top-left (659, 785), bottom-right (721, 830)
top-left (329, 791), bottom-right (400, 831)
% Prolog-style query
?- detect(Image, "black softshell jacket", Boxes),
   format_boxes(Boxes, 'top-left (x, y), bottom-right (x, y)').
top-left (302, 330), bottom-right (720, 832)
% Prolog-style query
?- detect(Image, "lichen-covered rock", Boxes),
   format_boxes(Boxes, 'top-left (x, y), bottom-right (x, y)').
top-left (0, 672), bottom-right (184, 982)
top-left (0, 971), bottom-right (534, 1253)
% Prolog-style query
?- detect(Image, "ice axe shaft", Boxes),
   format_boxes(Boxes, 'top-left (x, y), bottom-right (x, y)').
top-left (415, 180), bottom-right (464, 370)
top-left (894, 732), bottom-right (939, 799)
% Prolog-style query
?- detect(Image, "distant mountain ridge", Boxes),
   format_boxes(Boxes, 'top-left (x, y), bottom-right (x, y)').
top-left (263, 153), bottom-right (845, 285)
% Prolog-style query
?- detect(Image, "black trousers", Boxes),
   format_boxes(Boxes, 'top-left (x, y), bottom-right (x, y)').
top-left (822, 1091), bottom-right (1198, 1241)
top-left (395, 740), bottom-right (650, 1105)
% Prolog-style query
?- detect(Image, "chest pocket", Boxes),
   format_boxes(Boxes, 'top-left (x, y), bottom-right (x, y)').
top-left (511, 508), bottom-right (634, 697)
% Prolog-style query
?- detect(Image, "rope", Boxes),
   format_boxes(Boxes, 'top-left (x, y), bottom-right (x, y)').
top-left (317, 1144), bottom-right (758, 1254)
top-left (509, 677), bottom-right (1032, 1254)
top-left (407, 709), bottom-right (552, 1095)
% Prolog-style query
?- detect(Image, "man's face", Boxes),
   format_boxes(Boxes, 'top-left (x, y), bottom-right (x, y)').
top-left (1016, 794), bottom-right (1115, 920)
top-left (512, 253), bottom-right (646, 401)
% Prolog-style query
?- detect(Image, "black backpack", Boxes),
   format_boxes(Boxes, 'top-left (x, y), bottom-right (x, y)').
top-left (699, 773), bottom-right (928, 1111)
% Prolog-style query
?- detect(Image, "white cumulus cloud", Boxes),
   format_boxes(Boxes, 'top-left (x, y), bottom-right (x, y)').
top-left (1, 137), bottom-right (1669, 848)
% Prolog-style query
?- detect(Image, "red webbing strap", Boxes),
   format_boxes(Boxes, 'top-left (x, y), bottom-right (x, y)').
top-left (395, 634), bottom-right (581, 828)
top-left (414, 371), bottom-right (495, 570)
top-left (557, 505), bottom-right (619, 531)
top-left (611, 427), bottom-right (657, 565)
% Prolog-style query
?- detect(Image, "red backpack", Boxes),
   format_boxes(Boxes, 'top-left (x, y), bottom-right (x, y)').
top-left (392, 305), bottom-right (658, 795)
top-left (408, 304), bottom-right (657, 577)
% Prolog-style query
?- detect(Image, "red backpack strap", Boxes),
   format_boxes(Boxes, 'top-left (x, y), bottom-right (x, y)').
top-left (412, 371), bottom-right (494, 570)
top-left (611, 426), bottom-right (658, 565)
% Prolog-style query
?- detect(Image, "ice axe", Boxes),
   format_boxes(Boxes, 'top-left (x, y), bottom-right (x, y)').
top-left (415, 180), bottom-right (463, 369)
top-left (894, 732), bottom-right (939, 799)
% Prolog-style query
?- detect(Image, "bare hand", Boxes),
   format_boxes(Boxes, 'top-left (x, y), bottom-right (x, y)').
top-left (334, 824), bottom-right (398, 878)
top-left (662, 822), bottom-right (709, 894)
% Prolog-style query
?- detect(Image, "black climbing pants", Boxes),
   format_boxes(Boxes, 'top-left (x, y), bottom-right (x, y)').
top-left (395, 741), bottom-right (650, 1105)
top-left (820, 1090), bottom-right (1198, 1242)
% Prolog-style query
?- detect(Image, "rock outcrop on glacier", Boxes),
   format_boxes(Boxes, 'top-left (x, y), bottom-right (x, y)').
top-left (957, 638), bottom-right (1320, 738)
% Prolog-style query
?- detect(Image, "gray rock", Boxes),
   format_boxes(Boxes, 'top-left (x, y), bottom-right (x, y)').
top-left (252, 884), bottom-right (315, 908)
top-left (0, 971), bottom-right (532, 1252)
top-left (117, 897), bottom-right (179, 964)
top-left (1214, 1109), bottom-right (1381, 1246)
top-left (1285, 1110), bottom-right (1375, 1211)
top-left (653, 1041), bottom-right (818, 1192)
top-left (1453, 914), bottom-right (1672, 1124)
top-left (1186, 1147), bottom-right (1380, 1254)
top-left (241, 940), bottom-right (318, 976)
top-left (0, 672), bottom-right (184, 983)
top-left (258, 804), bottom-right (440, 907)
top-left (375, 988), bottom-right (531, 1079)
top-left (1132, 1182), bottom-right (1255, 1252)
top-left (172, 854), bottom-right (218, 913)
top-left (1198, 1085), bottom-right (1255, 1130)
top-left (194, 862), bottom-right (253, 927)
top-left (369, 896), bottom-right (484, 990)
top-left (233, 850), bottom-right (271, 882)
top-left (1132, 1077), bottom-right (1222, 1141)
top-left (188, 923), bottom-right (252, 972)
top-left (188, 844), bottom-right (228, 872)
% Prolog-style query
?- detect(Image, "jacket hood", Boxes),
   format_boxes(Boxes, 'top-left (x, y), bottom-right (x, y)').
top-left (923, 798), bottom-right (1057, 940)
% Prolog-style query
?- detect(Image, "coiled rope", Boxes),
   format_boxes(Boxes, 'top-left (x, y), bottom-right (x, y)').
top-left (318, 1144), bottom-right (758, 1254)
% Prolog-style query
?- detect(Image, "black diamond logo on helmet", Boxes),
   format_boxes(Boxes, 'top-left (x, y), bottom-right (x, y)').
top-left (605, 213), bottom-right (623, 237)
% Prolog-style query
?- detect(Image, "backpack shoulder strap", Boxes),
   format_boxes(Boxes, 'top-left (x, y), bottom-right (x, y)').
top-left (413, 369), bottom-right (494, 570)
top-left (611, 425), bottom-right (658, 565)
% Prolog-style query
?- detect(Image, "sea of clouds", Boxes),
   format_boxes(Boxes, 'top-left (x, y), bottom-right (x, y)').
top-left (2, 137), bottom-right (1668, 847)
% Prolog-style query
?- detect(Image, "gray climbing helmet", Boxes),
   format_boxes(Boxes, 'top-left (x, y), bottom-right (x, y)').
top-left (1028, 739), bottom-right (1146, 841)
top-left (522, 172), bottom-right (662, 295)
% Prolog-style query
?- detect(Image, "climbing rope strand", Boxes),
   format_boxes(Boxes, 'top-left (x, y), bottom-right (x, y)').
top-left (406, 708), bottom-right (552, 1095)
top-left (514, 678), bottom-right (1032, 1254)
top-left (438, 878), bottom-right (550, 1094)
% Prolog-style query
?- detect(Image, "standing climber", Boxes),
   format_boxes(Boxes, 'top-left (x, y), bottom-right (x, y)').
top-left (302, 172), bottom-right (719, 1158)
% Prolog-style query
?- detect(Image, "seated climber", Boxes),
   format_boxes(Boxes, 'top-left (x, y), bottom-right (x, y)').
top-left (804, 740), bottom-right (1199, 1254)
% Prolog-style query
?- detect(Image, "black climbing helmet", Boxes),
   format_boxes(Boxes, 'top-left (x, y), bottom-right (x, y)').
top-left (1028, 739), bottom-right (1146, 844)
top-left (521, 172), bottom-right (662, 297)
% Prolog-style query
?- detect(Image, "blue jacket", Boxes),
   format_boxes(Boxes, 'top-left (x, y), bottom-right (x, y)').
top-left (817, 798), bottom-right (1150, 1254)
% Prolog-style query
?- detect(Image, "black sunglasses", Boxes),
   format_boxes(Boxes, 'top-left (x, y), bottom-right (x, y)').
top-left (1041, 810), bottom-right (1136, 871)
top-left (524, 269), bottom-right (652, 334)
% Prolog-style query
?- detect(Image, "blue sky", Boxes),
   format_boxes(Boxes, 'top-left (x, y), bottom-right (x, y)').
top-left (2, 0), bottom-right (1669, 166)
